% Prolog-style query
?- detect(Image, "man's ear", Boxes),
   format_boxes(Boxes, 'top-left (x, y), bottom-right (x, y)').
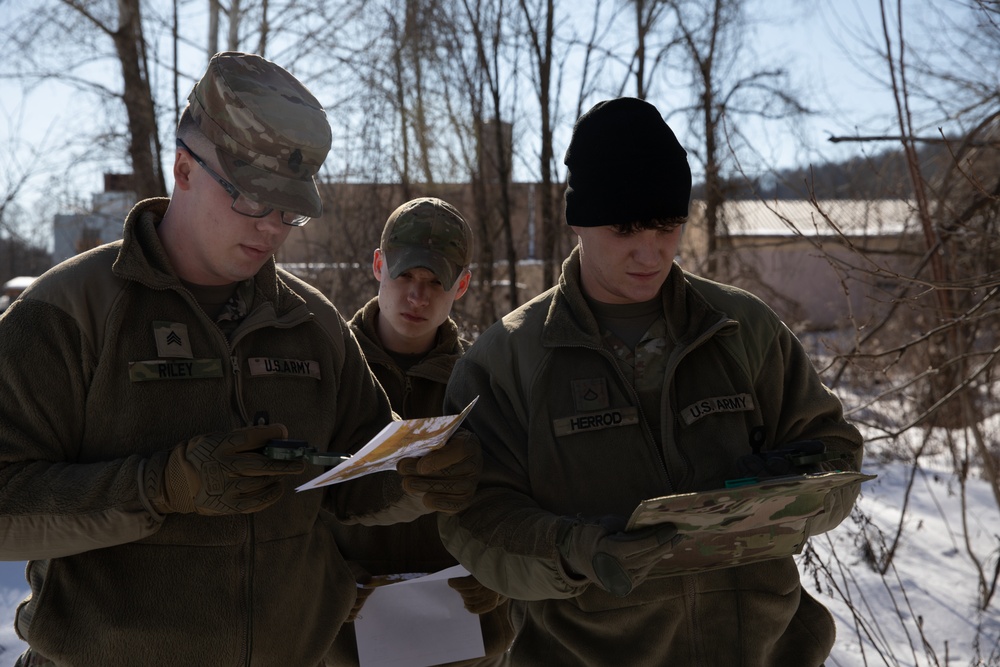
top-left (372, 248), bottom-right (384, 281)
top-left (453, 269), bottom-right (472, 300)
top-left (173, 148), bottom-right (193, 191)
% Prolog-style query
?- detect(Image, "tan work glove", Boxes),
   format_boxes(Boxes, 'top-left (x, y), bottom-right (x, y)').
top-left (345, 563), bottom-right (374, 623)
top-left (557, 516), bottom-right (679, 598)
top-left (396, 429), bottom-right (482, 513)
top-left (448, 575), bottom-right (507, 615)
top-left (345, 584), bottom-right (376, 623)
top-left (142, 424), bottom-right (304, 516)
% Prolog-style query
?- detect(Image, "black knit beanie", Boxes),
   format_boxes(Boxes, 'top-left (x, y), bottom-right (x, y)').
top-left (564, 97), bottom-right (691, 227)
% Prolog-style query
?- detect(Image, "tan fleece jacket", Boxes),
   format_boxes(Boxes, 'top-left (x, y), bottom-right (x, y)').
top-left (0, 198), bottom-right (425, 666)
top-left (440, 248), bottom-right (865, 666)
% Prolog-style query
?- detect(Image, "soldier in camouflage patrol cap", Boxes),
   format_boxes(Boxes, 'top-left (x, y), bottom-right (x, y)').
top-left (2, 54), bottom-right (482, 667)
top-left (438, 97), bottom-right (865, 666)
top-left (328, 197), bottom-right (515, 665)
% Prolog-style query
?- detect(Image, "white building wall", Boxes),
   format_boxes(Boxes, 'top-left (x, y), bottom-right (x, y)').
top-left (51, 189), bottom-right (134, 265)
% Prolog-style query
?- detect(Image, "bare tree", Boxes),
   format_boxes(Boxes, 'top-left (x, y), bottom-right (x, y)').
top-left (208, 0), bottom-right (222, 56)
top-left (667, 0), bottom-right (810, 278)
top-left (1, 0), bottom-right (167, 200)
top-left (820, 0), bottom-right (1000, 491)
top-left (517, 0), bottom-right (564, 289)
top-left (61, 0), bottom-right (165, 200)
top-left (0, 114), bottom-right (55, 280)
top-left (617, 0), bottom-right (675, 99)
top-left (788, 0), bottom-right (1000, 623)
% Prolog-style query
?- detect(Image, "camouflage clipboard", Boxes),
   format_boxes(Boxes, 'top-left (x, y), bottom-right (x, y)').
top-left (625, 471), bottom-right (876, 575)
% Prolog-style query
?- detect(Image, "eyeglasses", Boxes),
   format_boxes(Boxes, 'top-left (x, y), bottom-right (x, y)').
top-left (176, 139), bottom-right (310, 227)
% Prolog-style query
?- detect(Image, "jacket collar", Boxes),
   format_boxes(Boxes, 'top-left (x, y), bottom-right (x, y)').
top-left (112, 197), bottom-right (295, 314)
top-left (350, 296), bottom-right (466, 376)
top-left (542, 246), bottom-right (734, 349)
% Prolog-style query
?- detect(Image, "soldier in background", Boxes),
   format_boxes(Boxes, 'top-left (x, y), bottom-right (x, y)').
top-left (438, 97), bottom-right (864, 666)
top-left (0, 53), bottom-right (480, 667)
top-left (330, 197), bottom-right (514, 666)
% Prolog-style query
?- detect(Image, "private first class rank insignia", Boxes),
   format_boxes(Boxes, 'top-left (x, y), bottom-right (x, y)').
top-left (552, 377), bottom-right (640, 436)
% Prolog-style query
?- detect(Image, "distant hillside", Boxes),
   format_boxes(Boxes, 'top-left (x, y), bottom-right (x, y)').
top-left (693, 141), bottom-right (955, 201)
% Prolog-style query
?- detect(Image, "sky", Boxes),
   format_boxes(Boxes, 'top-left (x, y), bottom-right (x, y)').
top-left (727, 0), bottom-right (973, 179)
top-left (0, 0), bottom-right (971, 254)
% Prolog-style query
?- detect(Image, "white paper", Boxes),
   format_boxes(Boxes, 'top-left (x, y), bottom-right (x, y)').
top-left (296, 397), bottom-right (478, 492)
top-left (353, 565), bottom-right (486, 667)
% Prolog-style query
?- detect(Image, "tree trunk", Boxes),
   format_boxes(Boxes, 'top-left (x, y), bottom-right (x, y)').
top-left (113, 0), bottom-right (166, 200)
top-left (207, 0), bottom-right (220, 56)
top-left (520, 0), bottom-right (559, 288)
top-left (257, 0), bottom-right (269, 56)
top-left (228, 0), bottom-right (241, 51)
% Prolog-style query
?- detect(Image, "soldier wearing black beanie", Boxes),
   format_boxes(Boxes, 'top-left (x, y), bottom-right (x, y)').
top-left (438, 92), bottom-right (863, 667)
top-left (564, 97), bottom-right (692, 228)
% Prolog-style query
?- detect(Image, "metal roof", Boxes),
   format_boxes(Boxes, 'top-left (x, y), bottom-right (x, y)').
top-left (697, 199), bottom-right (917, 237)
top-left (2, 276), bottom-right (37, 291)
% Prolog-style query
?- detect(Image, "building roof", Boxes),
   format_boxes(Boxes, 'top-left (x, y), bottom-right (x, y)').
top-left (2, 276), bottom-right (37, 291)
top-left (701, 199), bottom-right (917, 237)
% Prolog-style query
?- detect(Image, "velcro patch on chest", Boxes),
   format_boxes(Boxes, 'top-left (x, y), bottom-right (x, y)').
top-left (248, 357), bottom-right (321, 379)
top-left (153, 321), bottom-right (193, 359)
top-left (571, 378), bottom-right (610, 412)
top-left (680, 393), bottom-right (755, 426)
top-left (553, 407), bottom-right (639, 437)
top-left (128, 359), bottom-right (224, 382)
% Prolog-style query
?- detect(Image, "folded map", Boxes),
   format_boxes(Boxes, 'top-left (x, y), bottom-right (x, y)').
top-left (626, 471), bottom-right (876, 575)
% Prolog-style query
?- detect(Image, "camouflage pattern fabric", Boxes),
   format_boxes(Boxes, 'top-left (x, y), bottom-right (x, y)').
top-left (128, 281), bottom-right (251, 381)
top-left (187, 51), bottom-right (332, 218)
top-left (603, 318), bottom-right (669, 395)
top-left (603, 317), bottom-right (669, 442)
top-left (380, 197), bottom-right (474, 290)
top-left (215, 279), bottom-right (253, 339)
top-left (127, 358), bottom-right (225, 382)
top-left (598, 317), bottom-right (874, 577)
top-left (626, 471), bottom-right (876, 576)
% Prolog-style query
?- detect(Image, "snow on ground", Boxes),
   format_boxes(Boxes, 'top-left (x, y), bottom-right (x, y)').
top-left (810, 455), bottom-right (1000, 666)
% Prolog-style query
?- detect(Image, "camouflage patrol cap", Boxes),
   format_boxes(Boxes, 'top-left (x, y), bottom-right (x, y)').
top-left (187, 51), bottom-right (332, 218)
top-left (380, 197), bottom-right (474, 290)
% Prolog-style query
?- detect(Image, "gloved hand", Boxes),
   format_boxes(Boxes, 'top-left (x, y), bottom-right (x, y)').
top-left (345, 584), bottom-right (376, 623)
top-left (736, 439), bottom-right (830, 478)
top-left (396, 429), bottom-right (482, 513)
top-left (557, 516), bottom-right (679, 598)
top-left (143, 424), bottom-right (304, 516)
top-left (345, 563), bottom-right (374, 623)
top-left (447, 575), bottom-right (507, 615)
